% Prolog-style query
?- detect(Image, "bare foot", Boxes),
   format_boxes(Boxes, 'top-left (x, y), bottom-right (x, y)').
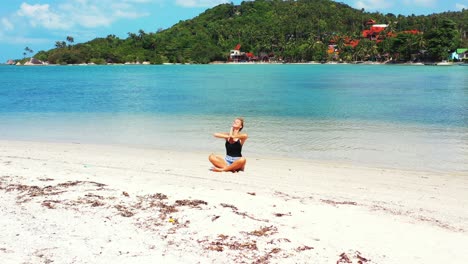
top-left (211, 167), bottom-right (225, 172)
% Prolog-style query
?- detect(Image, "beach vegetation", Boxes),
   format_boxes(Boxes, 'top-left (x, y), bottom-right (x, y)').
top-left (23, 47), bottom-right (33, 59)
top-left (425, 18), bottom-right (461, 61)
top-left (25, 0), bottom-right (468, 64)
top-left (66, 36), bottom-right (75, 49)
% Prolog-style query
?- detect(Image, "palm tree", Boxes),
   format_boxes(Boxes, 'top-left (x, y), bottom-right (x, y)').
top-left (24, 46), bottom-right (33, 58)
top-left (66, 36), bottom-right (74, 46)
top-left (148, 38), bottom-right (157, 51)
top-left (55, 41), bottom-right (66, 49)
top-left (127, 32), bottom-right (138, 47)
top-left (127, 32), bottom-right (137, 40)
top-left (310, 40), bottom-right (327, 62)
top-left (138, 29), bottom-right (146, 40)
top-left (369, 43), bottom-right (379, 61)
top-left (377, 38), bottom-right (394, 61)
top-left (355, 39), bottom-right (373, 61)
top-left (385, 21), bottom-right (397, 37)
top-left (106, 34), bottom-right (117, 48)
top-left (396, 34), bottom-right (415, 61)
top-left (24, 46), bottom-right (33, 54)
top-left (414, 33), bottom-right (426, 51)
top-left (336, 37), bottom-right (346, 53)
top-left (334, 36), bottom-right (346, 61)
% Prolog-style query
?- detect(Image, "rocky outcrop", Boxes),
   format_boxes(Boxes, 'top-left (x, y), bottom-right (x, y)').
top-left (24, 58), bottom-right (44, 65)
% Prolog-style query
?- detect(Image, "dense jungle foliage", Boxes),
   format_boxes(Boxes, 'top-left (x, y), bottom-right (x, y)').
top-left (31, 0), bottom-right (467, 64)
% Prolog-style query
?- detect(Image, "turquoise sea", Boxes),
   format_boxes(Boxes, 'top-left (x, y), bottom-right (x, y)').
top-left (0, 64), bottom-right (466, 173)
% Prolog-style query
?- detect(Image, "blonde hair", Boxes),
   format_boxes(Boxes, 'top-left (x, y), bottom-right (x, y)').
top-left (236, 117), bottom-right (244, 131)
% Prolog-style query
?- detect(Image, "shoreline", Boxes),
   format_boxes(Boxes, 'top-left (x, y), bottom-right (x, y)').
top-left (1, 133), bottom-right (465, 176)
top-left (2, 60), bottom-right (465, 66)
top-left (1, 139), bottom-right (467, 263)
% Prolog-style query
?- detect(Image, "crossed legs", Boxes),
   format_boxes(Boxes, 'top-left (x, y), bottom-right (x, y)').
top-left (209, 154), bottom-right (246, 172)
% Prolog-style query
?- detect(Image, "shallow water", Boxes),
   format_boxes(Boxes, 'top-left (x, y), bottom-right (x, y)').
top-left (0, 64), bottom-right (466, 173)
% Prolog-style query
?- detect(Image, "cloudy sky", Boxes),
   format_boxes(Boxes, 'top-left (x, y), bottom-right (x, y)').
top-left (0, 0), bottom-right (466, 62)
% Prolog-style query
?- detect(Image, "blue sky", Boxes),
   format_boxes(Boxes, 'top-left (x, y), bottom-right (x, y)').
top-left (0, 0), bottom-right (466, 62)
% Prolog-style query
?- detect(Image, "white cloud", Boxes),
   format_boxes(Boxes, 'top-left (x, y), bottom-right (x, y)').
top-left (0, 0), bottom-right (155, 48)
top-left (111, 2), bottom-right (150, 19)
top-left (0, 34), bottom-right (51, 45)
top-left (59, 2), bottom-right (113, 28)
top-left (114, 10), bottom-right (150, 19)
top-left (175, 0), bottom-right (229, 8)
top-left (1, 18), bottom-right (14, 31)
top-left (355, 0), bottom-right (393, 11)
top-left (17, 3), bottom-right (70, 30)
top-left (12, 0), bottom-right (151, 31)
top-left (455, 3), bottom-right (467, 10)
top-left (78, 15), bottom-right (114, 28)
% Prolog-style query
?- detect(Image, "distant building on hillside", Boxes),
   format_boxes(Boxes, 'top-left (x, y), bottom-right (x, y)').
top-left (362, 24), bottom-right (388, 41)
top-left (330, 19), bottom-right (421, 49)
top-left (451, 48), bottom-right (468, 61)
top-left (362, 19), bottom-right (421, 43)
top-left (229, 44), bottom-right (259, 62)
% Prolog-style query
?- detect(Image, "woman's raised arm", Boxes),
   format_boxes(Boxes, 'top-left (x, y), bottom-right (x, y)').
top-left (213, 132), bottom-right (248, 140)
top-left (213, 132), bottom-right (229, 139)
top-left (230, 133), bottom-right (248, 140)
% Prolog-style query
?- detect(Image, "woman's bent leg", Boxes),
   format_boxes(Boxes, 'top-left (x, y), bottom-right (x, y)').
top-left (222, 157), bottom-right (246, 172)
top-left (209, 154), bottom-right (227, 169)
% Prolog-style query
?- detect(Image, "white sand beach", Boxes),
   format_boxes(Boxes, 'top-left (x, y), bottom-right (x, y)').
top-left (1, 140), bottom-right (467, 263)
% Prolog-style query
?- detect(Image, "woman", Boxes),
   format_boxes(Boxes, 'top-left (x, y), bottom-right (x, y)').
top-left (209, 117), bottom-right (248, 172)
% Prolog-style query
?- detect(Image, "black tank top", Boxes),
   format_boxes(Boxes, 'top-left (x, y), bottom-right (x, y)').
top-left (225, 140), bottom-right (242, 157)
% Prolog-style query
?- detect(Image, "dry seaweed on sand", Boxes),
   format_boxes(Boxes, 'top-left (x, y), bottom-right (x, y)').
top-left (321, 199), bottom-right (358, 206)
top-left (273, 212), bottom-right (291, 217)
top-left (336, 251), bottom-right (370, 264)
top-left (246, 226), bottom-right (278, 237)
top-left (220, 203), bottom-right (269, 222)
top-left (175, 199), bottom-right (208, 208)
top-left (296, 245), bottom-right (314, 251)
top-left (114, 204), bottom-right (135, 217)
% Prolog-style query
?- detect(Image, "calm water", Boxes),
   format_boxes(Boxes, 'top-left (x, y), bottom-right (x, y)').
top-left (0, 64), bottom-right (466, 173)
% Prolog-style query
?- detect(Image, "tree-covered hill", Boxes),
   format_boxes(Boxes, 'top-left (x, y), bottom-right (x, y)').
top-left (33, 0), bottom-right (468, 64)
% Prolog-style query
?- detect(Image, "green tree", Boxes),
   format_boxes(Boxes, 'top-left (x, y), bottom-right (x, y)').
top-left (425, 18), bottom-right (460, 61)
top-left (66, 36), bottom-right (74, 48)
top-left (138, 29), bottom-right (146, 40)
top-left (32, 0), bottom-right (468, 64)
top-left (354, 38), bottom-right (374, 61)
top-left (311, 41), bottom-right (327, 62)
top-left (377, 37), bottom-right (395, 61)
top-left (393, 33), bottom-right (419, 61)
top-left (35, 50), bottom-right (48, 62)
top-left (55, 41), bottom-right (66, 49)
top-left (24, 46), bottom-right (33, 58)
top-left (340, 45), bottom-right (354, 62)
